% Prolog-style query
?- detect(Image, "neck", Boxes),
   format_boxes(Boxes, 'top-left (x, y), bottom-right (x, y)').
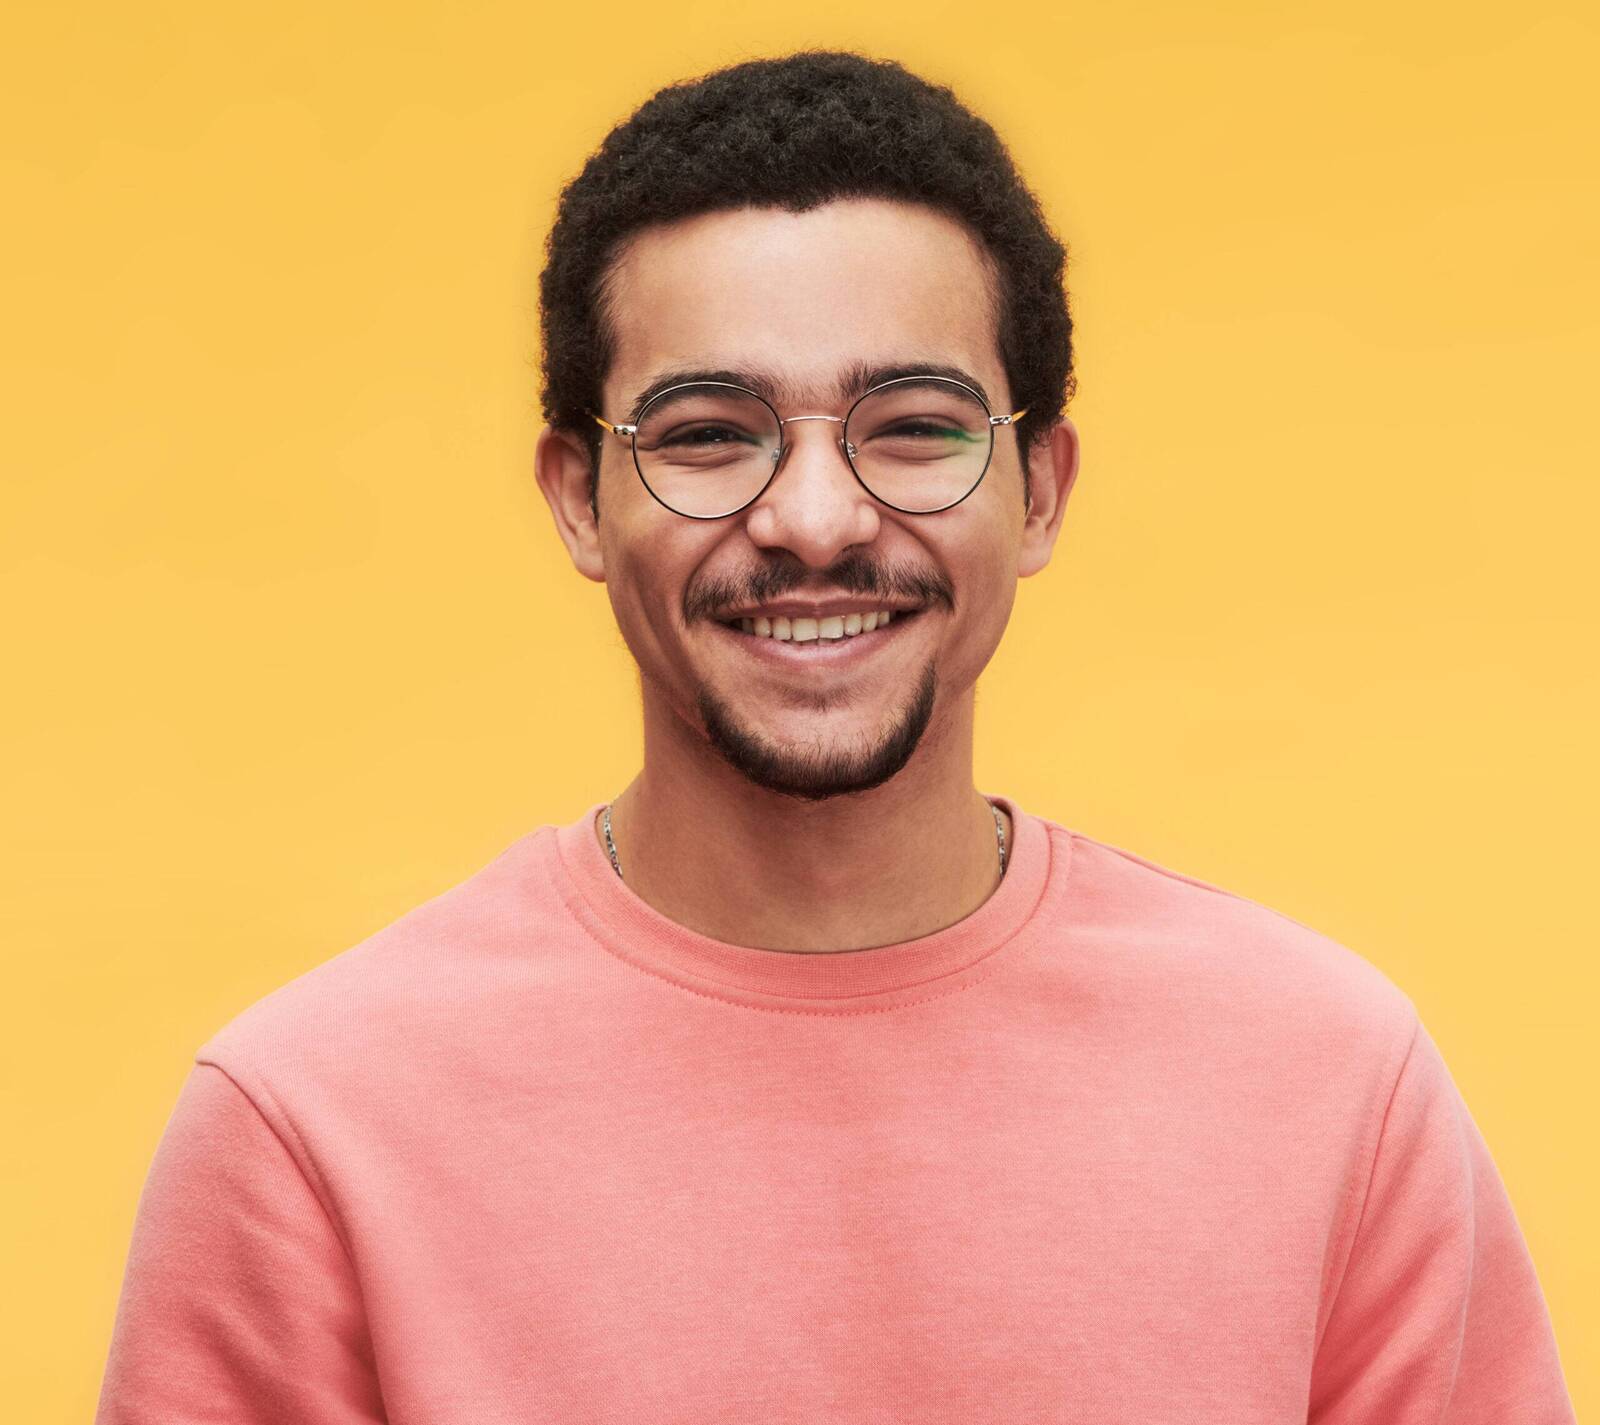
top-left (600, 686), bottom-right (1008, 953)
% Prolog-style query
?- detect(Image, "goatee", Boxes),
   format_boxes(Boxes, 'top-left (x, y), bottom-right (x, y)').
top-left (696, 661), bottom-right (938, 802)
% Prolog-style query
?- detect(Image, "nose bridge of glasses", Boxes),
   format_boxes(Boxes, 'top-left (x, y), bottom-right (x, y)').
top-left (771, 411), bottom-right (851, 473)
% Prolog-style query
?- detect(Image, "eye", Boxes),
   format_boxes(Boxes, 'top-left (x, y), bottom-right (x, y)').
top-left (861, 418), bottom-right (979, 453)
top-left (659, 423), bottom-right (756, 447)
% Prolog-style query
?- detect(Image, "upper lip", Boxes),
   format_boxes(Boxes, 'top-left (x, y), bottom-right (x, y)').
top-left (716, 599), bottom-right (925, 623)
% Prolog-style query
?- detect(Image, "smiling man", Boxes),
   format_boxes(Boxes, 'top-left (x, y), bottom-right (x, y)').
top-left (96, 50), bottom-right (1575, 1424)
top-left (536, 188), bottom-right (1067, 953)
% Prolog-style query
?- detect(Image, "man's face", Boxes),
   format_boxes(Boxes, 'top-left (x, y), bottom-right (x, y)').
top-left (583, 197), bottom-right (1059, 800)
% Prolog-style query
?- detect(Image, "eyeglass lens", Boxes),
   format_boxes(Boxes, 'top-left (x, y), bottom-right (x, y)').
top-left (631, 379), bottom-right (995, 518)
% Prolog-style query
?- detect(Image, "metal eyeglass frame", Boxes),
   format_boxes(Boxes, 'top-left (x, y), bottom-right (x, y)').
top-left (586, 375), bottom-right (1029, 520)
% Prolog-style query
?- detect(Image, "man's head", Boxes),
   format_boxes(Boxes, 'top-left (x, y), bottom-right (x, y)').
top-left (536, 51), bottom-right (1080, 802)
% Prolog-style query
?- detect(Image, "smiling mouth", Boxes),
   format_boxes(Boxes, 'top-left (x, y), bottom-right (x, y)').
top-left (715, 607), bottom-right (923, 646)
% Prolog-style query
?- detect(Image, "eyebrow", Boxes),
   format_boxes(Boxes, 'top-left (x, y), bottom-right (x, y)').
top-left (622, 359), bottom-right (994, 422)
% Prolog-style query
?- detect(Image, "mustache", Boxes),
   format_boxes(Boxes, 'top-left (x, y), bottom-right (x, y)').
top-left (683, 549), bottom-right (956, 625)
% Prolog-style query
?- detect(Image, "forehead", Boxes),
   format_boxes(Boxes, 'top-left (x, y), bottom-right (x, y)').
top-left (601, 197), bottom-right (1004, 415)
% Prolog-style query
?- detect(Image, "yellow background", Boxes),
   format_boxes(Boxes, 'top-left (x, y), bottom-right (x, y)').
top-left (3, 1), bottom-right (1594, 1415)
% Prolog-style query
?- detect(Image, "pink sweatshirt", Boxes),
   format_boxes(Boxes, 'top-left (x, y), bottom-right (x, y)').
top-left (96, 795), bottom-right (1576, 1422)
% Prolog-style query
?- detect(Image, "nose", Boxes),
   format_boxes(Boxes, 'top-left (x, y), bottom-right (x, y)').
top-left (742, 418), bottom-right (882, 567)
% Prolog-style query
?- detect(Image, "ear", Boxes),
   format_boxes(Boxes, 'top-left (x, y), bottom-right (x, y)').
top-left (1017, 417), bottom-right (1081, 578)
top-left (535, 424), bottom-right (606, 583)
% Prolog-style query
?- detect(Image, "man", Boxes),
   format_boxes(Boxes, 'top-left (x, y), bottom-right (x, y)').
top-left (96, 50), bottom-right (1575, 1422)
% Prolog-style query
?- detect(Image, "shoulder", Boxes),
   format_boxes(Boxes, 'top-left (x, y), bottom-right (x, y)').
top-left (1044, 821), bottom-right (1419, 1062)
top-left (194, 822), bottom-right (568, 1095)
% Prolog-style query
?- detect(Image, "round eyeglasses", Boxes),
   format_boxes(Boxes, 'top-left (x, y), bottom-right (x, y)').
top-left (587, 376), bottom-right (1028, 520)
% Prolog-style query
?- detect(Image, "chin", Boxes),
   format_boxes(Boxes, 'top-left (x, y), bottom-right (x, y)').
top-left (695, 663), bottom-right (938, 802)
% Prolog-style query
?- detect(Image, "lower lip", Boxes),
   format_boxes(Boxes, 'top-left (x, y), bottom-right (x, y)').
top-left (711, 611), bottom-right (923, 667)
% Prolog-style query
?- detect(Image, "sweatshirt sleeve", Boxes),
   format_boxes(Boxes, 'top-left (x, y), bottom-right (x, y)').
top-left (1307, 1017), bottom-right (1576, 1424)
top-left (94, 1061), bottom-right (387, 1424)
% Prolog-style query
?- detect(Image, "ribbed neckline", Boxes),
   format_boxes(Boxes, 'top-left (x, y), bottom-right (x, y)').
top-left (548, 792), bottom-right (1064, 1012)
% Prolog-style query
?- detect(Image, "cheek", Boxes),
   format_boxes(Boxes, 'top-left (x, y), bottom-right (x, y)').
top-left (598, 527), bottom-right (662, 648)
top-left (958, 566), bottom-right (1015, 645)
top-left (938, 528), bottom-right (1019, 663)
top-left (600, 522), bottom-right (710, 663)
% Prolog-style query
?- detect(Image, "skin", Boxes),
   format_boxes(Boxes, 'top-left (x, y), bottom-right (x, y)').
top-left (536, 196), bottom-right (1080, 952)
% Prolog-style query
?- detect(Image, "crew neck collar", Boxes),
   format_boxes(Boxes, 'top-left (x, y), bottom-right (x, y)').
top-left (548, 792), bottom-right (1063, 1012)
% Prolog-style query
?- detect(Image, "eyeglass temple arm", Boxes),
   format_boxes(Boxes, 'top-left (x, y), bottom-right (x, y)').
top-left (990, 406), bottom-right (1029, 427)
top-left (589, 412), bottom-right (638, 438)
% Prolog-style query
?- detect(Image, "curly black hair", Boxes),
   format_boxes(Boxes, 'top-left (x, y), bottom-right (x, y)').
top-left (537, 49), bottom-right (1076, 516)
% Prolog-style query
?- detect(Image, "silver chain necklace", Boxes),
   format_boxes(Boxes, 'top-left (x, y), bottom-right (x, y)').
top-left (600, 799), bottom-right (1008, 881)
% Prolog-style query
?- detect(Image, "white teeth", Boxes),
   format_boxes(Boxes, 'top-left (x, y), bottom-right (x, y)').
top-left (728, 608), bottom-right (911, 643)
